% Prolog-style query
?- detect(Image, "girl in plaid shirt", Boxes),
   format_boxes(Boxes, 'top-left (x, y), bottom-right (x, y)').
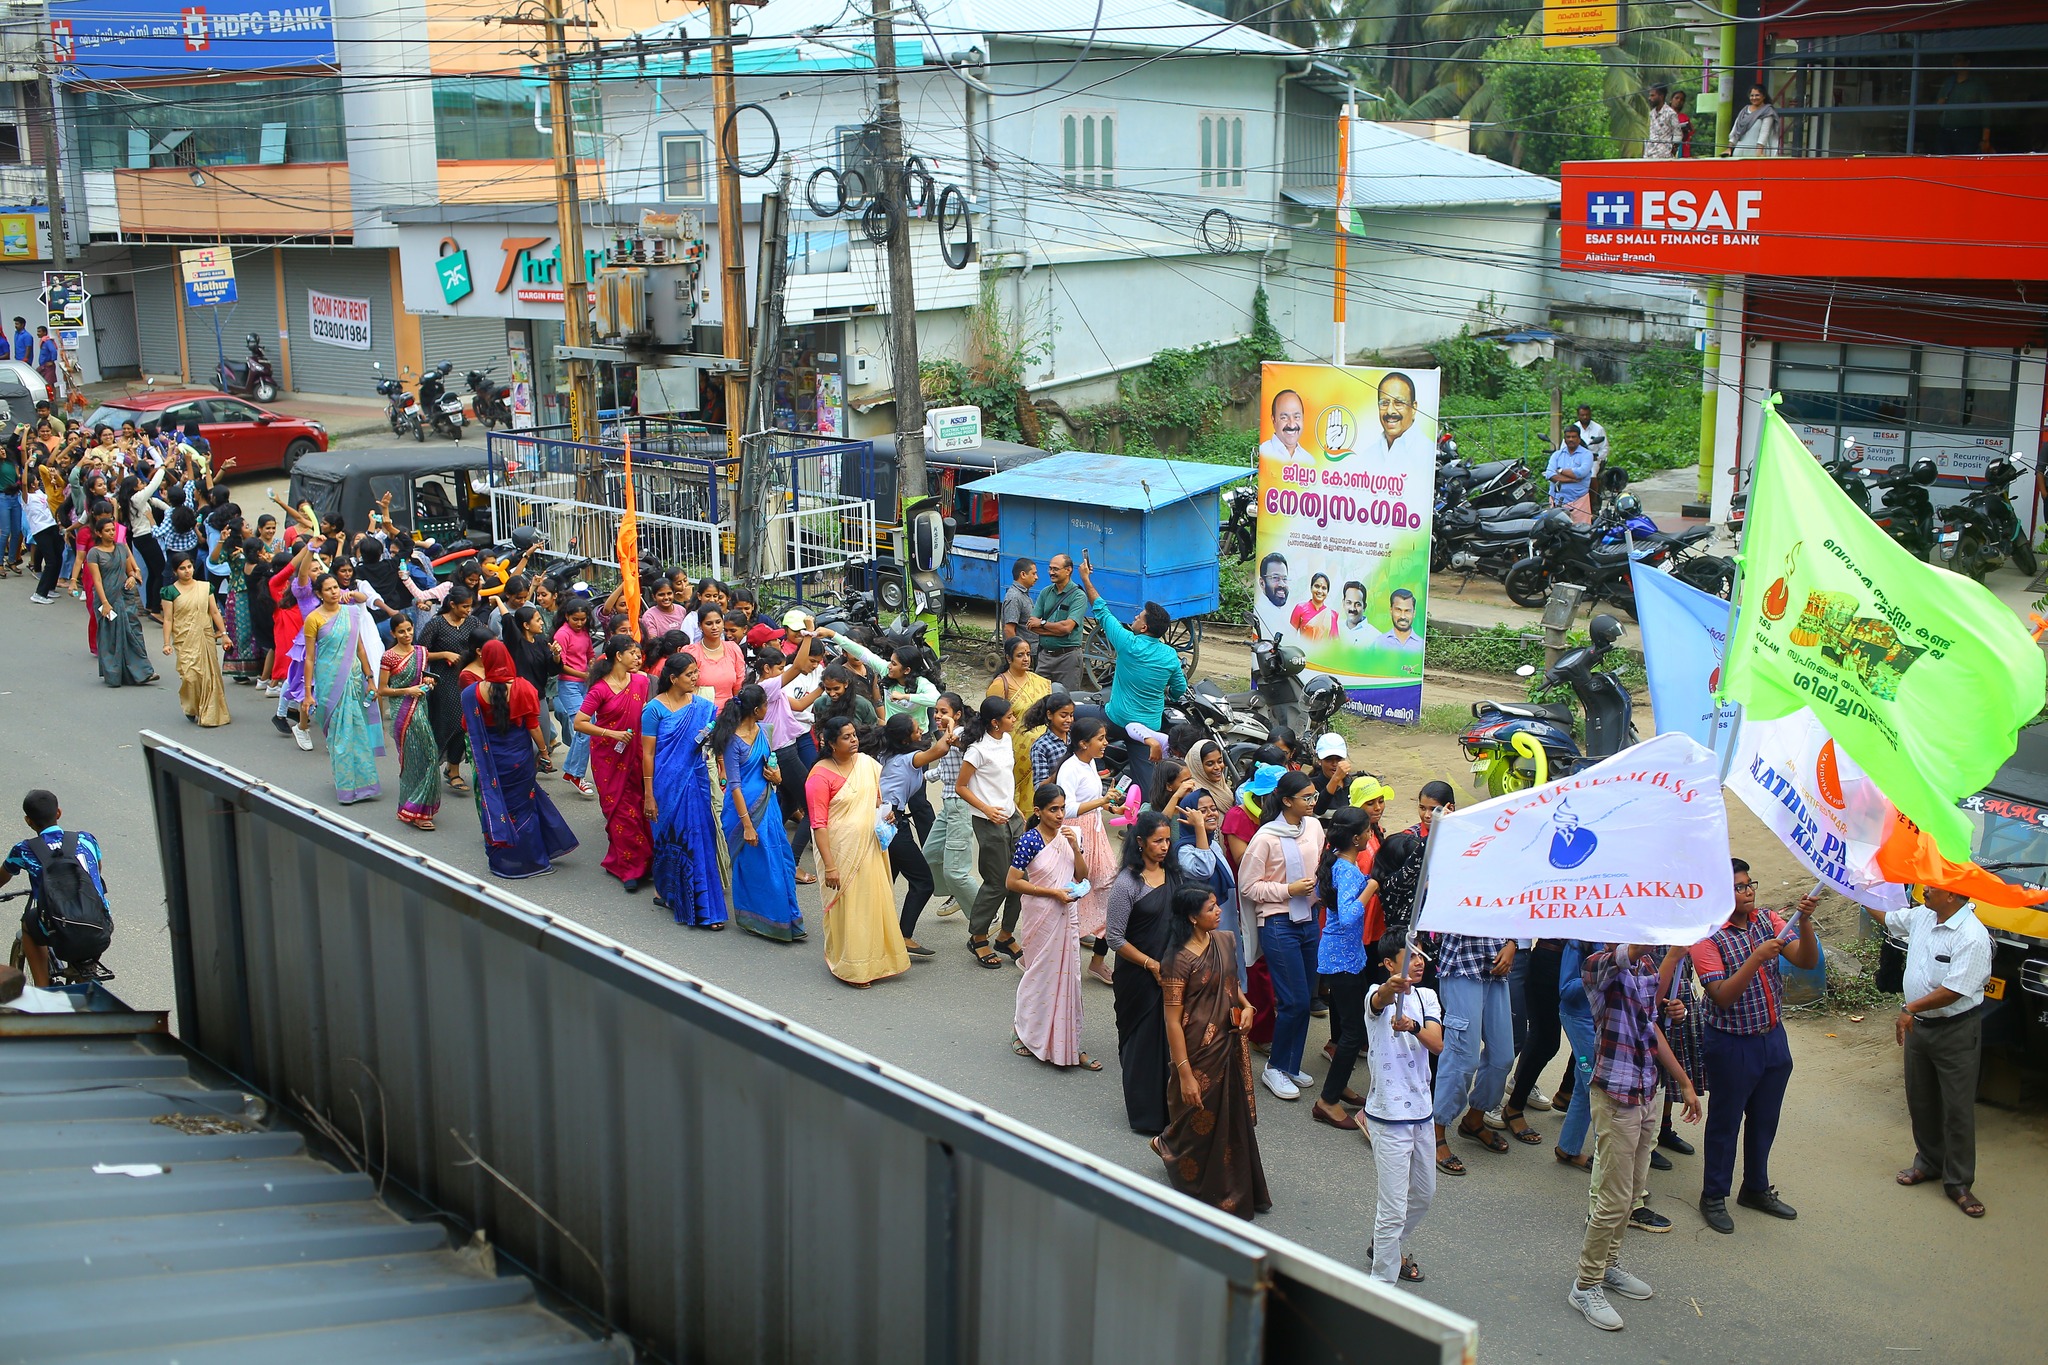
top-left (920, 693), bottom-right (981, 917)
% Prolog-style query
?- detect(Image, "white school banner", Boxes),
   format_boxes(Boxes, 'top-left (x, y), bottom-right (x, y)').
top-left (1414, 732), bottom-right (1734, 945)
top-left (1725, 708), bottom-right (1907, 911)
top-left (307, 289), bottom-right (372, 350)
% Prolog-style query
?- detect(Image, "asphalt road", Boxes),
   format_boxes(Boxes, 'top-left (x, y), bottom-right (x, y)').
top-left (3, 584), bottom-right (2039, 1365)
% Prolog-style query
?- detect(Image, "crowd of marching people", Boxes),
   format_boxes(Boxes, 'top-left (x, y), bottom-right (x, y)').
top-left (7, 443), bottom-right (1997, 1331)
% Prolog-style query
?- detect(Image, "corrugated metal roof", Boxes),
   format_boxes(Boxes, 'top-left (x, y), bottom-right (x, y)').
top-left (634, 0), bottom-right (1304, 67)
top-left (0, 1035), bottom-right (612, 1365)
top-left (962, 451), bottom-right (1248, 509)
top-left (1285, 122), bottom-right (1562, 211)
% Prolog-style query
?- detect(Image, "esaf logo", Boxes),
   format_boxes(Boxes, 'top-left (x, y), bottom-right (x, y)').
top-left (1586, 188), bottom-right (1763, 232)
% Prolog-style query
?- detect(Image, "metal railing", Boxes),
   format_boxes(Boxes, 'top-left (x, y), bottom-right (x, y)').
top-left (1441, 408), bottom-right (1550, 467)
top-left (143, 734), bottom-right (1475, 1365)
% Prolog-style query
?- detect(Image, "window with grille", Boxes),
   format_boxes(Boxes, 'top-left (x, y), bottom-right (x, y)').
top-left (1062, 111), bottom-right (1114, 188)
top-left (1199, 113), bottom-right (1244, 192)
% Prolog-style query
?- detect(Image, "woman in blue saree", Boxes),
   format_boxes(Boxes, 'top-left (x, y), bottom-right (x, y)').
top-left (641, 653), bottom-right (728, 928)
top-left (463, 639), bottom-right (578, 879)
top-left (302, 571), bottom-right (385, 804)
top-left (712, 683), bottom-right (805, 942)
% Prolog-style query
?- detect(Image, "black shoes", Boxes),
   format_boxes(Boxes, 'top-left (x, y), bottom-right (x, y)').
top-left (1658, 1127), bottom-right (1695, 1155)
top-left (1699, 1195), bottom-right (1734, 1234)
top-left (1649, 1149), bottom-right (1673, 1171)
top-left (1737, 1186), bottom-right (1798, 1220)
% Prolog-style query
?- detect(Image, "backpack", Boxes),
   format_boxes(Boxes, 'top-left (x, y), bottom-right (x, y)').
top-left (26, 832), bottom-right (113, 966)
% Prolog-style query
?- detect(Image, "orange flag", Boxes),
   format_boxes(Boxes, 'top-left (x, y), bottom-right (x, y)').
top-left (616, 434), bottom-right (642, 641)
top-left (1875, 815), bottom-right (2048, 907)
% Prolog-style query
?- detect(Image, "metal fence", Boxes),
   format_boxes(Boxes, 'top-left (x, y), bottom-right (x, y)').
top-left (143, 735), bottom-right (1475, 1365)
top-left (1440, 408), bottom-right (1551, 467)
top-left (486, 423), bottom-right (878, 586)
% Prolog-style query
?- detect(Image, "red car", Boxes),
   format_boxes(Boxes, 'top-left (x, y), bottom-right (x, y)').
top-left (80, 391), bottom-right (329, 473)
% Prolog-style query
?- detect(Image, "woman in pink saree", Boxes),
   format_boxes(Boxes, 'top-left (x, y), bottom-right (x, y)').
top-left (573, 633), bottom-right (654, 891)
top-left (1006, 781), bottom-right (1101, 1070)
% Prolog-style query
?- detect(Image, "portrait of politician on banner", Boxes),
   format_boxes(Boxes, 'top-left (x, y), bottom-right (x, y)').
top-left (1255, 363), bottom-right (1437, 726)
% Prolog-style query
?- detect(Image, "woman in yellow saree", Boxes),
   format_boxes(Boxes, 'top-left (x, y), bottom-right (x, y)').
top-left (806, 715), bottom-right (910, 987)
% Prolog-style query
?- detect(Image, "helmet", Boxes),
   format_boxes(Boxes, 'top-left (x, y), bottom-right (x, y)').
top-left (1984, 458), bottom-right (2017, 484)
top-left (1909, 458), bottom-right (1938, 486)
top-left (1589, 614), bottom-right (1624, 649)
top-left (1615, 494), bottom-right (1641, 517)
top-left (1534, 508), bottom-right (1576, 536)
top-left (1304, 673), bottom-right (1345, 723)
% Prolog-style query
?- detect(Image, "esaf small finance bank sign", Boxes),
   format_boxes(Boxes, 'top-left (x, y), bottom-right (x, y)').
top-left (1559, 156), bottom-right (2048, 281)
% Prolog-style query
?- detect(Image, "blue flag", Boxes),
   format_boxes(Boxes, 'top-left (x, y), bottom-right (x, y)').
top-left (1633, 566), bottom-right (1739, 756)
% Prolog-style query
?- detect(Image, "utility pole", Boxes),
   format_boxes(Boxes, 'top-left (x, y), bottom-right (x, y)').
top-left (37, 63), bottom-right (66, 269)
top-left (503, 2), bottom-right (598, 464)
top-left (871, 0), bottom-right (925, 507)
top-left (708, 0), bottom-right (749, 503)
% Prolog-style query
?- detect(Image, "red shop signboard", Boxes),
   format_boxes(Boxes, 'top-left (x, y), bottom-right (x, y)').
top-left (1558, 156), bottom-right (2048, 281)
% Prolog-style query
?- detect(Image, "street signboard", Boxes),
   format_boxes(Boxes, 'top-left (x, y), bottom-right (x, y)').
top-left (928, 404), bottom-right (982, 453)
top-left (1542, 0), bottom-right (1620, 47)
top-left (42, 271), bottom-right (88, 328)
top-left (51, 3), bottom-right (338, 81)
top-left (181, 247), bottom-right (237, 307)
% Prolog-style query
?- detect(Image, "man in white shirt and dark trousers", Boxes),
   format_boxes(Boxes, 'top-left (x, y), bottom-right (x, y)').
top-left (1868, 888), bottom-right (1993, 1219)
top-left (1363, 933), bottom-right (1444, 1285)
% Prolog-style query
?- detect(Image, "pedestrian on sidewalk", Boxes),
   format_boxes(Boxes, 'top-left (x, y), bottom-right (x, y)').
top-left (1688, 859), bottom-right (1818, 1233)
top-left (1866, 887), bottom-right (1993, 1219)
top-left (1363, 934), bottom-right (1444, 1285)
top-left (1568, 942), bottom-right (1702, 1333)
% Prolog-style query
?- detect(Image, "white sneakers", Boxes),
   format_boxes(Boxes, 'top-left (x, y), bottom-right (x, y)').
top-left (1260, 1067), bottom-right (1300, 1101)
top-left (293, 725), bottom-right (313, 752)
top-left (1570, 1267), bottom-right (1652, 1332)
top-left (1291, 1070), bottom-right (1313, 1087)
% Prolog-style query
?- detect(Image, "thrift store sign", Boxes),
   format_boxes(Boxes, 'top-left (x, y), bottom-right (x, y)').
top-left (1415, 732), bottom-right (1734, 945)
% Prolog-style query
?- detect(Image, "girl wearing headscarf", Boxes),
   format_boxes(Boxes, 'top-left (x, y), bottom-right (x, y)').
top-left (641, 653), bottom-right (728, 929)
top-left (463, 639), bottom-right (578, 879)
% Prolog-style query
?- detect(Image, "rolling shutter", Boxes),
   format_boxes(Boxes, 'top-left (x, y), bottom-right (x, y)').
top-left (418, 314), bottom-right (513, 383)
top-left (129, 247), bottom-right (184, 380)
top-left (280, 247), bottom-right (399, 397)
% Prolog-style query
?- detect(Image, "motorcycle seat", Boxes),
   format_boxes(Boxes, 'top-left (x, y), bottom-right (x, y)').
top-left (1479, 501), bottom-right (1539, 522)
top-left (1466, 459), bottom-right (1520, 482)
top-left (1475, 700), bottom-right (1574, 723)
top-left (1475, 518), bottom-right (1540, 540)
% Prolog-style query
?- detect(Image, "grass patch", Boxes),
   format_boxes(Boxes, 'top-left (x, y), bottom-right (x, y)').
top-left (1417, 703), bottom-right (1474, 736)
top-left (1809, 934), bottom-right (1902, 1016)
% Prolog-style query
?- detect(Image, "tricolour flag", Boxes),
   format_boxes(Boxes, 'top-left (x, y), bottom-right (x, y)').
top-left (1721, 400), bottom-right (2045, 860)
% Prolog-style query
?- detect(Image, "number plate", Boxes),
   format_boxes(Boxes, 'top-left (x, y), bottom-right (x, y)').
top-left (1985, 976), bottom-right (2006, 1000)
top-left (1940, 531), bottom-right (1960, 542)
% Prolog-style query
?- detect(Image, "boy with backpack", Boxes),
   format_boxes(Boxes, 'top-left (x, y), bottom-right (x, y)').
top-left (0, 789), bottom-right (113, 985)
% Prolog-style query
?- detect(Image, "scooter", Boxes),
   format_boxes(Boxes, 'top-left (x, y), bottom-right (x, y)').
top-left (1222, 634), bottom-right (1346, 743)
top-left (1937, 457), bottom-right (2037, 581)
top-left (215, 333), bottom-right (278, 404)
top-left (466, 367), bottom-right (514, 430)
top-left (1865, 459), bottom-right (1940, 561)
top-left (417, 361), bottom-right (467, 440)
top-left (373, 361), bottom-right (424, 441)
top-left (1460, 613), bottom-right (1635, 797)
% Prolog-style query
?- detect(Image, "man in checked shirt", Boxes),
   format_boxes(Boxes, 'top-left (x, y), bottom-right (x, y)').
top-left (1568, 942), bottom-right (1703, 1334)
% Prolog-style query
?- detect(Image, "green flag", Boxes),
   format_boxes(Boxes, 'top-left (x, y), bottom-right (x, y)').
top-left (1722, 400), bottom-right (2046, 859)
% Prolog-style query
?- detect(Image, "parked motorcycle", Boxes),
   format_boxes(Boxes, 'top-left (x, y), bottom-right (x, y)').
top-left (1865, 458), bottom-right (1940, 561)
top-left (1434, 478), bottom-right (1543, 579)
top-left (417, 361), bottom-right (467, 440)
top-left (1438, 456), bottom-right (1536, 511)
top-left (1937, 457), bottom-right (2038, 581)
top-left (466, 366), bottom-right (514, 430)
top-left (1602, 495), bottom-right (1734, 598)
top-left (216, 332), bottom-right (278, 404)
top-left (1460, 614), bottom-right (1635, 797)
top-left (1502, 509), bottom-right (1678, 618)
top-left (1219, 485), bottom-right (1257, 562)
top-left (373, 361), bottom-right (423, 441)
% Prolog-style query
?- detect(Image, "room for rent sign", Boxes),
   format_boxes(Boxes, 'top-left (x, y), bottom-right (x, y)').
top-left (307, 289), bottom-right (371, 350)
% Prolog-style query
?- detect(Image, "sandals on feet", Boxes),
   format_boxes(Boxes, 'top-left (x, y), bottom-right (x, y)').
top-left (970, 937), bottom-right (1005, 969)
top-left (1501, 1109), bottom-right (1544, 1145)
top-left (1435, 1143), bottom-right (1467, 1176)
top-left (1946, 1184), bottom-right (1986, 1218)
top-left (1461, 1120), bottom-right (1510, 1154)
top-left (794, 870), bottom-right (817, 885)
top-left (1076, 1052), bottom-right (1104, 1071)
top-left (1013, 1036), bottom-right (1034, 1057)
top-left (1556, 1147), bottom-right (1592, 1170)
top-left (1896, 1166), bottom-right (1938, 1187)
top-left (993, 935), bottom-right (1022, 962)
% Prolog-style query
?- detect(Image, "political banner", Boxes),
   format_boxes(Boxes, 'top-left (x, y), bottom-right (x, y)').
top-left (1414, 732), bottom-right (1734, 944)
top-left (1255, 362), bottom-right (1436, 725)
top-left (1632, 565), bottom-right (1738, 755)
top-left (1726, 708), bottom-right (1906, 911)
top-left (1722, 400), bottom-right (2045, 859)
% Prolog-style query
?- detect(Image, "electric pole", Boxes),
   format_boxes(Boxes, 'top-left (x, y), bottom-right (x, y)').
top-left (38, 65), bottom-right (66, 269)
top-left (871, 0), bottom-right (925, 507)
top-left (504, 2), bottom-right (598, 463)
top-left (708, 0), bottom-right (749, 496)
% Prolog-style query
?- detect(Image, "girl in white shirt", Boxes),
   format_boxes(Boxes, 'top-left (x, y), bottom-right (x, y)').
top-left (1363, 934), bottom-right (1445, 1286)
top-left (955, 695), bottom-right (1022, 968)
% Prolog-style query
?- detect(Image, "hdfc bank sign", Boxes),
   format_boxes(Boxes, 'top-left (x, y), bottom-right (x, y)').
top-left (1559, 156), bottom-right (2048, 281)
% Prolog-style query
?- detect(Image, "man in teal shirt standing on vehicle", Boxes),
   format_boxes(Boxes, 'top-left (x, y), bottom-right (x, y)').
top-left (1076, 552), bottom-right (1186, 800)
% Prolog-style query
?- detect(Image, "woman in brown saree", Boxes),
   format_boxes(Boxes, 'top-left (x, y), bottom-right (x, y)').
top-left (1154, 885), bottom-right (1270, 1219)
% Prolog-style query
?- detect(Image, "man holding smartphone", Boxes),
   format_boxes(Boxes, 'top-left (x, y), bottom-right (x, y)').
top-left (1686, 859), bottom-right (1820, 1233)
